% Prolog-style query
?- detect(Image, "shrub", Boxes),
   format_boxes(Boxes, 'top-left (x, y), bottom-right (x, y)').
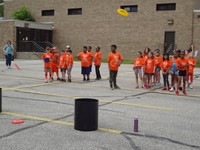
top-left (12, 7), bottom-right (35, 22)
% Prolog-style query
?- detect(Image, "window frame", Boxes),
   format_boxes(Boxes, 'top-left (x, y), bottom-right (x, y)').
top-left (120, 5), bottom-right (138, 12)
top-left (156, 3), bottom-right (176, 11)
top-left (41, 9), bottom-right (55, 16)
top-left (68, 8), bottom-right (82, 15)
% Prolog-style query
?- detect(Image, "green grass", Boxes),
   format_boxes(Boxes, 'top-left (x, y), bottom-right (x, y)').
top-left (75, 57), bottom-right (200, 67)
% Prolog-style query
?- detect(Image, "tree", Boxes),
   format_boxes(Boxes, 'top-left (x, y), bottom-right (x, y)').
top-left (12, 7), bottom-right (35, 22)
top-left (0, 0), bottom-right (3, 17)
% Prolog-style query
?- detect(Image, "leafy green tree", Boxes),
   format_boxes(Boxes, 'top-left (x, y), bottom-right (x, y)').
top-left (12, 7), bottom-right (35, 21)
top-left (0, 0), bottom-right (4, 17)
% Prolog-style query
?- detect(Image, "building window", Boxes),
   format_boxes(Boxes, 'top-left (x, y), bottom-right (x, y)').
top-left (42, 10), bottom-right (54, 16)
top-left (156, 3), bottom-right (176, 11)
top-left (68, 8), bottom-right (82, 15)
top-left (120, 5), bottom-right (138, 12)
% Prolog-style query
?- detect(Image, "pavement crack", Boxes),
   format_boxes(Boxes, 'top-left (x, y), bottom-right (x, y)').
top-left (99, 92), bottom-right (149, 107)
top-left (122, 132), bottom-right (200, 149)
top-left (0, 113), bottom-right (74, 140)
top-left (121, 133), bottom-right (141, 150)
top-left (3, 96), bottom-right (74, 106)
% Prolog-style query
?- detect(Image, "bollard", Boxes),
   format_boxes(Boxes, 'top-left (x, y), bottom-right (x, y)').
top-left (74, 98), bottom-right (98, 131)
top-left (0, 88), bottom-right (2, 112)
top-left (134, 117), bottom-right (138, 132)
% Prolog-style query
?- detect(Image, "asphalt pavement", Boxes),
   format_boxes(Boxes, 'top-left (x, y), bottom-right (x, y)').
top-left (0, 59), bottom-right (200, 150)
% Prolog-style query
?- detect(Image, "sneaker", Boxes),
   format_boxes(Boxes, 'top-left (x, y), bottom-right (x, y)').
top-left (110, 84), bottom-right (113, 89)
top-left (162, 87), bottom-right (167, 90)
top-left (179, 87), bottom-right (183, 91)
top-left (83, 78), bottom-right (86, 81)
top-left (57, 78), bottom-right (60, 81)
top-left (114, 85), bottom-right (121, 89)
top-left (189, 84), bottom-right (193, 89)
top-left (135, 86), bottom-right (139, 89)
top-left (68, 79), bottom-right (71, 82)
top-left (175, 90), bottom-right (179, 95)
top-left (170, 87), bottom-right (175, 92)
top-left (87, 78), bottom-right (90, 81)
top-left (45, 79), bottom-right (48, 83)
top-left (49, 78), bottom-right (53, 82)
top-left (183, 90), bottom-right (187, 95)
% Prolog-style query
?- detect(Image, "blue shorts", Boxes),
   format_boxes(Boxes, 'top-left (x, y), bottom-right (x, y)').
top-left (170, 62), bottom-right (179, 75)
top-left (67, 66), bottom-right (73, 74)
top-left (88, 65), bottom-right (92, 73)
top-left (81, 67), bottom-right (89, 75)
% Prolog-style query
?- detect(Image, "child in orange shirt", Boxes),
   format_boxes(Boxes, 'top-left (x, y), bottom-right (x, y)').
top-left (160, 53), bottom-right (172, 90)
top-left (94, 47), bottom-right (102, 80)
top-left (154, 49), bottom-right (162, 85)
top-left (143, 52), bottom-right (155, 88)
top-left (77, 46), bottom-right (93, 81)
top-left (107, 45), bottom-right (123, 89)
top-left (42, 47), bottom-right (53, 83)
top-left (133, 51), bottom-right (144, 88)
top-left (66, 49), bottom-right (74, 82)
top-left (59, 50), bottom-right (67, 82)
top-left (51, 47), bottom-right (60, 81)
top-left (169, 50), bottom-right (180, 92)
top-left (87, 46), bottom-right (94, 73)
top-left (176, 50), bottom-right (189, 95)
top-left (186, 53), bottom-right (196, 89)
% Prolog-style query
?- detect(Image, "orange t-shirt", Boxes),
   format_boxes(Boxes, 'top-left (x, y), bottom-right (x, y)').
top-left (143, 54), bottom-right (148, 62)
top-left (188, 58), bottom-right (196, 73)
top-left (88, 51), bottom-right (94, 66)
top-left (133, 57), bottom-right (144, 69)
top-left (59, 54), bottom-right (66, 69)
top-left (107, 52), bottom-right (123, 71)
top-left (42, 53), bottom-right (53, 68)
top-left (177, 58), bottom-right (189, 71)
top-left (154, 56), bottom-right (162, 67)
top-left (144, 58), bottom-right (155, 73)
top-left (52, 52), bottom-right (60, 65)
top-left (77, 52), bottom-right (92, 67)
top-left (67, 54), bottom-right (74, 67)
top-left (94, 51), bottom-right (102, 66)
top-left (160, 60), bottom-right (172, 72)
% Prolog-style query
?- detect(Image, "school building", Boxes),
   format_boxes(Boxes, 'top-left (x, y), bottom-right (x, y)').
top-left (0, 0), bottom-right (200, 59)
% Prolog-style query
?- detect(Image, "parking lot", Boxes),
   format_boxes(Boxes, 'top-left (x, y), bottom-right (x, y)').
top-left (0, 59), bottom-right (200, 150)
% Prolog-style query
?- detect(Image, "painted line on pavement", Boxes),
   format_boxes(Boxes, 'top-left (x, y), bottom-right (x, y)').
top-left (1, 112), bottom-right (121, 134)
top-left (12, 89), bottom-right (175, 111)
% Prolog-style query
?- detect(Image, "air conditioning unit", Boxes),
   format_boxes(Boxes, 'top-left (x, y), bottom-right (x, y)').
top-left (167, 19), bottom-right (174, 25)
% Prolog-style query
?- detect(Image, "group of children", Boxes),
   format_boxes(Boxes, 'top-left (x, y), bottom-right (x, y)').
top-left (42, 45), bottom-right (102, 83)
top-left (42, 45), bottom-right (73, 83)
top-left (42, 43), bottom-right (197, 95)
top-left (133, 46), bottom-right (197, 95)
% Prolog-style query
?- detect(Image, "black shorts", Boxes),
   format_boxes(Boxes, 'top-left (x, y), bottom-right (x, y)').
top-left (81, 67), bottom-right (89, 75)
top-left (178, 70), bottom-right (186, 77)
top-left (60, 68), bottom-right (66, 73)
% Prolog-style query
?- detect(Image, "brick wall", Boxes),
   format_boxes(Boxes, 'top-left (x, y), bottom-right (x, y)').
top-left (3, 0), bottom-right (195, 59)
top-left (0, 20), bottom-right (16, 58)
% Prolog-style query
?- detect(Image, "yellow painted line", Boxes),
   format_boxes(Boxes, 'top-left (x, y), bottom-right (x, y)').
top-left (13, 89), bottom-right (175, 111)
top-left (1, 112), bottom-right (121, 134)
top-left (15, 89), bottom-right (80, 99)
top-left (1, 112), bottom-right (74, 126)
top-left (98, 128), bottom-right (122, 134)
top-left (14, 82), bottom-right (61, 89)
top-left (153, 90), bottom-right (200, 97)
top-left (113, 102), bottom-right (175, 111)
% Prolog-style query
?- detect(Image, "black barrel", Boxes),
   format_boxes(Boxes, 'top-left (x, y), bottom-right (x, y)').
top-left (74, 98), bottom-right (98, 131)
top-left (0, 88), bottom-right (2, 112)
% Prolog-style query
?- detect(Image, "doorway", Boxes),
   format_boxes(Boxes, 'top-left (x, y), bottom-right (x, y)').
top-left (164, 31), bottom-right (175, 55)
